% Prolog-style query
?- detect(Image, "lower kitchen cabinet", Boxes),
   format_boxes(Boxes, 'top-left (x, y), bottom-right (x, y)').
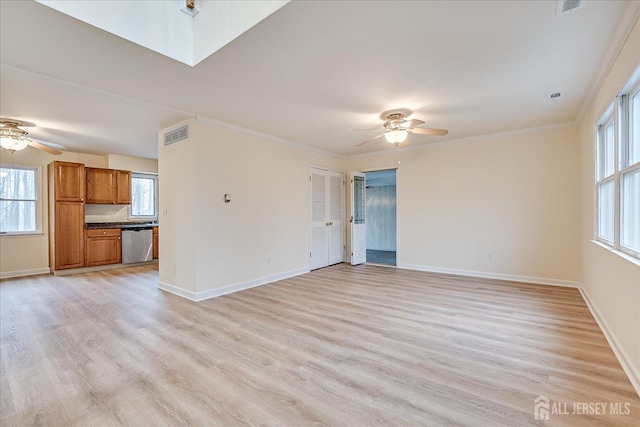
top-left (85, 228), bottom-right (122, 266)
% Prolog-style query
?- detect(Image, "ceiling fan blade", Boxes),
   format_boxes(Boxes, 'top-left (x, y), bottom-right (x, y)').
top-left (400, 119), bottom-right (425, 128)
top-left (353, 125), bottom-right (382, 131)
top-left (26, 139), bottom-right (62, 155)
top-left (356, 133), bottom-right (385, 146)
top-left (409, 127), bottom-right (449, 136)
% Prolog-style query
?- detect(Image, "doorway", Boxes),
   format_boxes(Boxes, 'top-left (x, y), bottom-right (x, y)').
top-left (365, 170), bottom-right (397, 266)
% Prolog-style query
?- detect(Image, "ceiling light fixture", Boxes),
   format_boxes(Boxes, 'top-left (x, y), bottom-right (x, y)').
top-left (384, 129), bottom-right (408, 145)
top-left (0, 122), bottom-right (29, 152)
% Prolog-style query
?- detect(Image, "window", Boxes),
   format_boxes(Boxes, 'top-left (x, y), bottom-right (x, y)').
top-left (0, 164), bottom-right (41, 234)
top-left (130, 173), bottom-right (158, 219)
top-left (596, 74), bottom-right (640, 259)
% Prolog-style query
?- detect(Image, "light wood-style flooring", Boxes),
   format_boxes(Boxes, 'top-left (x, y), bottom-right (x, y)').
top-left (1, 264), bottom-right (639, 426)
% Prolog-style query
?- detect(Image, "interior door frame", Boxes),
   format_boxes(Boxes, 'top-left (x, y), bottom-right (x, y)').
top-left (350, 171), bottom-right (366, 265)
top-left (309, 166), bottom-right (346, 270)
top-left (350, 166), bottom-right (399, 266)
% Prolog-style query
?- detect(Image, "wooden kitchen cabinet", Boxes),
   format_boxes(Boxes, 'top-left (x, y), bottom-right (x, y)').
top-left (116, 170), bottom-right (131, 204)
top-left (86, 168), bottom-right (117, 204)
top-left (49, 161), bottom-right (86, 271)
top-left (86, 168), bottom-right (131, 204)
top-left (152, 226), bottom-right (159, 259)
top-left (85, 228), bottom-right (122, 266)
top-left (54, 201), bottom-right (85, 270)
top-left (53, 161), bottom-right (85, 201)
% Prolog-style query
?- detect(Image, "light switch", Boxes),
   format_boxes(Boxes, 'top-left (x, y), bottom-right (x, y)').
top-left (224, 194), bottom-right (231, 203)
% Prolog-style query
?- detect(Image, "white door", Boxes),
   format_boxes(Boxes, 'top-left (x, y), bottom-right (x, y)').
top-left (310, 170), bottom-right (329, 270)
top-left (328, 173), bottom-right (344, 265)
top-left (310, 168), bottom-right (344, 270)
top-left (351, 172), bottom-right (366, 265)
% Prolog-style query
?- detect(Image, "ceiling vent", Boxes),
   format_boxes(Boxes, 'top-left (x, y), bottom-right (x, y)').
top-left (556, 0), bottom-right (585, 15)
top-left (164, 124), bottom-right (189, 146)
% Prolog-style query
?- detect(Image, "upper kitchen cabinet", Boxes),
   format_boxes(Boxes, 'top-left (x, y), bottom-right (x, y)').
top-left (86, 168), bottom-right (116, 204)
top-left (53, 161), bottom-right (85, 201)
top-left (116, 170), bottom-right (131, 204)
top-left (86, 168), bottom-right (131, 204)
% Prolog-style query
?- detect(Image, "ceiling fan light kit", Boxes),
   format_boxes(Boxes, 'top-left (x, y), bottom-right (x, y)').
top-left (0, 118), bottom-right (63, 155)
top-left (384, 129), bottom-right (408, 145)
top-left (0, 121), bottom-right (30, 152)
top-left (356, 111), bottom-right (448, 148)
top-left (0, 137), bottom-right (29, 152)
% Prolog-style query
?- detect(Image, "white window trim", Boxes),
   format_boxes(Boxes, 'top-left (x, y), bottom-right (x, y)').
top-left (595, 74), bottom-right (640, 261)
top-left (0, 163), bottom-right (44, 237)
top-left (595, 105), bottom-right (615, 245)
top-left (128, 172), bottom-right (158, 221)
top-left (619, 82), bottom-right (640, 259)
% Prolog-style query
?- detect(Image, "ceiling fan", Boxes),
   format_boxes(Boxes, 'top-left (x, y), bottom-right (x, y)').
top-left (0, 118), bottom-right (62, 155)
top-left (356, 112), bottom-right (448, 147)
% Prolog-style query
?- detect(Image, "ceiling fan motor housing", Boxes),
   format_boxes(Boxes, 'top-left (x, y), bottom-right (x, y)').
top-left (383, 113), bottom-right (408, 131)
top-left (0, 121), bottom-right (29, 139)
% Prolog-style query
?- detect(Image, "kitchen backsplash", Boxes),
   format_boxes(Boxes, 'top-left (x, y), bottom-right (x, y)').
top-left (85, 204), bottom-right (130, 223)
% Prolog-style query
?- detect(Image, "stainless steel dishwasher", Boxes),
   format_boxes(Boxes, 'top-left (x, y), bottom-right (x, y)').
top-left (121, 227), bottom-right (153, 264)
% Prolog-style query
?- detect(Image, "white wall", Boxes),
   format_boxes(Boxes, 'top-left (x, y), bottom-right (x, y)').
top-left (193, 1), bottom-right (290, 65)
top-left (107, 154), bottom-right (158, 173)
top-left (578, 16), bottom-right (640, 392)
top-left (158, 118), bottom-right (199, 293)
top-left (348, 125), bottom-right (581, 285)
top-left (157, 117), bottom-right (344, 298)
top-left (38, 0), bottom-right (290, 66)
top-left (37, 0), bottom-right (194, 65)
top-left (0, 148), bottom-right (157, 278)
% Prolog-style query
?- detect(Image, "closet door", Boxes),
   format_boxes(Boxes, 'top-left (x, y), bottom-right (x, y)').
top-left (327, 172), bottom-right (344, 265)
top-left (310, 168), bottom-right (344, 270)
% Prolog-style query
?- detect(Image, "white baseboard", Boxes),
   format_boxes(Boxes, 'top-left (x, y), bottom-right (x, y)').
top-left (579, 287), bottom-right (640, 398)
top-left (158, 267), bottom-right (310, 302)
top-left (0, 267), bottom-right (51, 280)
top-left (397, 263), bottom-right (581, 288)
top-left (158, 281), bottom-right (198, 301)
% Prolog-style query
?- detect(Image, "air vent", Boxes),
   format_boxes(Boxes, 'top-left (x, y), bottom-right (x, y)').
top-left (164, 124), bottom-right (189, 146)
top-left (556, 0), bottom-right (585, 15)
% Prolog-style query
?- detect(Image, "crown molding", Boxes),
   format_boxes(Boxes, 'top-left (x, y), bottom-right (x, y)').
top-left (348, 121), bottom-right (578, 160)
top-left (195, 115), bottom-right (344, 159)
top-left (575, 5), bottom-right (640, 123)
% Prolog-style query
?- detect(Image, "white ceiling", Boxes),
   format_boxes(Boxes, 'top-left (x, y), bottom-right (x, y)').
top-left (1, 0), bottom-right (637, 159)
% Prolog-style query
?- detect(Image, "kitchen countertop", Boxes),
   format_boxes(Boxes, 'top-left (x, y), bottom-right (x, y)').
top-left (85, 222), bottom-right (158, 230)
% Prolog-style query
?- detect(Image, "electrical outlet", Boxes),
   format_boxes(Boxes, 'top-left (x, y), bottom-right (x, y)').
top-left (488, 252), bottom-right (494, 260)
top-left (162, 208), bottom-right (168, 216)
